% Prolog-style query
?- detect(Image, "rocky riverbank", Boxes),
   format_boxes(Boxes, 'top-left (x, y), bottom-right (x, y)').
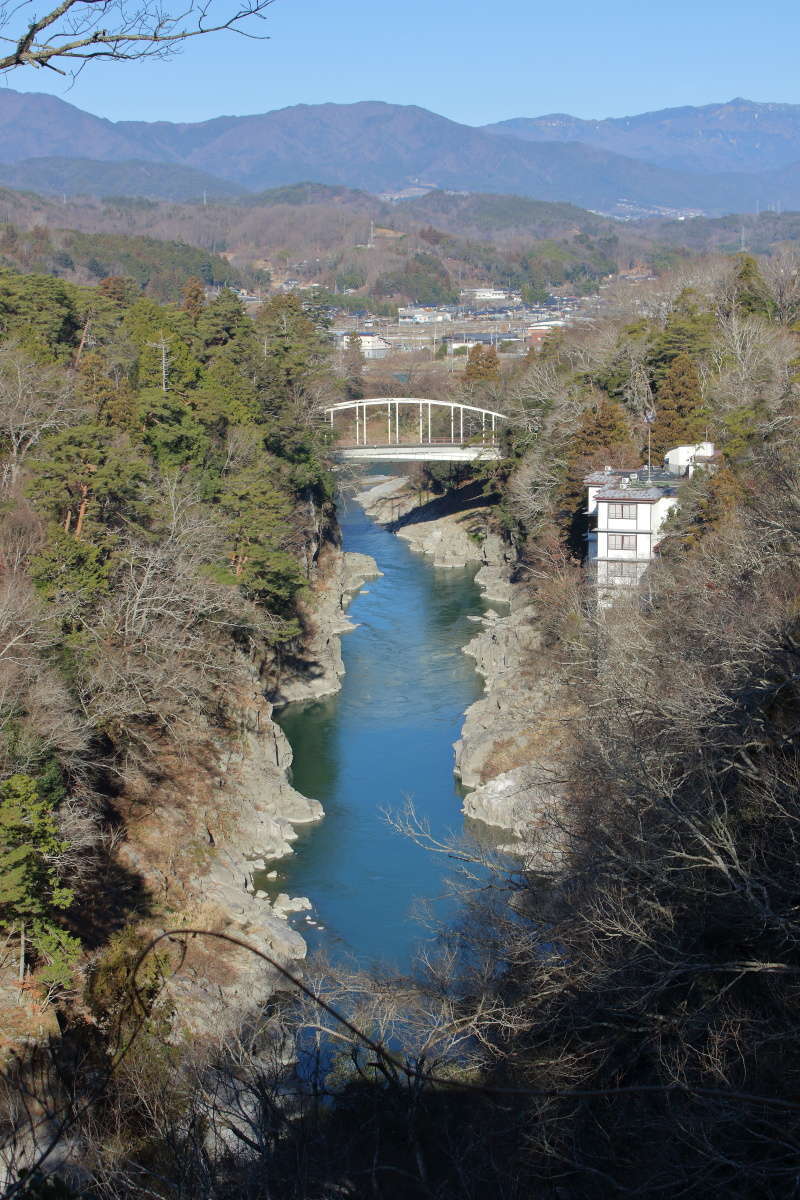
top-left (356, 474), bottom-right (567, 855)
top-left (118, 540), bottom-right (380, 1036)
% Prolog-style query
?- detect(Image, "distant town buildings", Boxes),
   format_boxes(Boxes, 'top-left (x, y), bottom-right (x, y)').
top-left (398, 306), bottom-right (453, 324)
top-left (585, 443), bottom-right (715, 603)
top-left (460, 286), bottom-right (511, 303)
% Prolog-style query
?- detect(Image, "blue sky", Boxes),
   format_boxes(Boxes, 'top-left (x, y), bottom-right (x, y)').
top-left (5, 0), bottom-right (799, 125)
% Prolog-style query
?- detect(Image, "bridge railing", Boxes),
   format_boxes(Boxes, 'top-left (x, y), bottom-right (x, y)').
top-left (323, 397), bottom-right (508, 450)
top-left (335, 435), bottom-right (499, 449)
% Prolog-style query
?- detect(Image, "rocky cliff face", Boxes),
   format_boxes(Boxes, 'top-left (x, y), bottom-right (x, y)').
top-left (115, 534), bottom-right (379, 1037)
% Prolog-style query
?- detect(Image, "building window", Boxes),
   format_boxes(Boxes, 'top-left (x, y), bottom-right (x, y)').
top-left (608, 534), bottom-right (636, 551)
top-left (609, 503), bottom-right (636, 519)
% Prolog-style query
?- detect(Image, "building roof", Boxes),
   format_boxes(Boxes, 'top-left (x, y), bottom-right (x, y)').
top-left (597, 487), bottom-right (675, 502)
top-left (584, 470), bottom-right (627, 485)
top-left (585, 459), bottom-right (689, 482)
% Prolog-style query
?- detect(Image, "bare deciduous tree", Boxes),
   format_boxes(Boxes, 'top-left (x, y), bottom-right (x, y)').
top-left (0, 0), bottom-right (273, 76)
top-left (0, 348), bottom-right (81, 490)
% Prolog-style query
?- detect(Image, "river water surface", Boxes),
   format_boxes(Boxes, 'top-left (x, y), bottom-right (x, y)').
top-left (267, 484), bottom-right (497, 970)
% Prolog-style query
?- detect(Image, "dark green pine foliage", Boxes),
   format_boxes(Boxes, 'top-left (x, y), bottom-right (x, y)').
top-left (0, 270), bottom-right (81, 361)
top-left (197, 287), bottom-right (255, 364)
top-left (561, 396), bottom-right (640, 547)
top-left (651, 352), bottom-right (707, 459)
top-left (647, 290), bottom-right (717, 382)
top-left (0, 772), bottom-right (80, 985)
top-left (27, 423), bottom-right (148, 539)
top-left (343, 332), bottom-right (366, 400)
top-left (730, 253), bottom-right (773, 318)
top-left (254, 294), bottom-right (332, 398)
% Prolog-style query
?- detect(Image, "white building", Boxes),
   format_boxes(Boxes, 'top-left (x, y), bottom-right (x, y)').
top-left (461, 287), bottom-right (508, 303)
top-left (664, 441), bottom-right (715, 476)
top-left (334, 331), bottom-right (391, 360)
top-left (398, 306), bottom-right (453, 324)
top-left (584, 444), bottom-right (715, 602)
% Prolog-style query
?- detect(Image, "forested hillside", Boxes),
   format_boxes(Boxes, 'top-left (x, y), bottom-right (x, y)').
top-left (0, 270), bottom-right (336, 1048)
top-left (0, 184), bottom-right (637, 304)
top-left (2, 246), bottom-right (800, 1196)
top-left (0, 223), bottom-right (266, 300)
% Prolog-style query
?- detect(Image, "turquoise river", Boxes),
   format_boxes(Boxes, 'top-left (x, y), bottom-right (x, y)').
top-left (267, 484), bottom-right (498, 970)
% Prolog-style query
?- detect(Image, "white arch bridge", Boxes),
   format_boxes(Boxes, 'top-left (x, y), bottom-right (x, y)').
top-left (323, 398), bottom-right (508, 462)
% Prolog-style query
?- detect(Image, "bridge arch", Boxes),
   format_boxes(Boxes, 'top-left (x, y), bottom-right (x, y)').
top-left (323, 397), bottom-right (508, 450)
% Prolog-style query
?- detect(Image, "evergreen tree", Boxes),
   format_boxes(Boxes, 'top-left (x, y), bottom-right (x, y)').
top-left (343, 332), bottom-right (366, 400)
top-left (122, 298), bottom-right (202, 391)
top-left (30, 527), bottom-right (112, 603)
top-left (731, 253), bottom-right (773, 318)
top-left (464, 343), bottom-right (500, 383)
top-left (0, 271), bottom-right (81, 362)
top-left (647, 291), bottom-right (716, 382)
top-left (254, 294), bottom-right (331, 398)
top-left (561, 396), bottom-right (640, 545)
top-left (0, 773), bottom-right (75, 982)
top-left (191, 355), bottom-right (259, 433)
top-left (28, 424), bottom-right (147, 538)
top-left (651, 352), bottom-right (706, 459)
top-left (77, 352), bottom-right (137, 431)
top-left (196, 287), bottom-right (254, 363)
top-left (217, 464), bottom-right (304, 615)
top-left (135, 389), bottom-right (210, 468)
top-left (181, 276), bottom-right (206, 324)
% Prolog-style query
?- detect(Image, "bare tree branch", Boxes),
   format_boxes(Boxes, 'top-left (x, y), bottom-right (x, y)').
top-left (0, 0), bottom-right (274, 75)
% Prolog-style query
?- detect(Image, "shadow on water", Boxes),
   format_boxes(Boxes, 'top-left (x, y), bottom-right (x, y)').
top-left (256, 483), bottom-right (505, 971)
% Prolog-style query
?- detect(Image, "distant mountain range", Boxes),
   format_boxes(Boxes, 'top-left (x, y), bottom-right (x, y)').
top-left (483, 99), bottom-right (800, 175)
top-left (4, 90), bottom-right (800, 214)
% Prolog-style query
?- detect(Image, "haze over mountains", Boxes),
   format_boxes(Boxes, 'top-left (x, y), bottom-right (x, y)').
top-left (6, 89), bottom-right (800, 215)
top-left (483, 99), bottom-right (800, 174)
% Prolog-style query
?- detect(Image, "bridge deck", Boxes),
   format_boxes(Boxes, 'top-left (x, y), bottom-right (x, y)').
top-left (334, 443), bottom-right (501, 462)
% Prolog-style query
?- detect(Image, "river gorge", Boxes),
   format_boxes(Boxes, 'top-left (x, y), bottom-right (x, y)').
top-left (259, 480), bottom-right (505, 969)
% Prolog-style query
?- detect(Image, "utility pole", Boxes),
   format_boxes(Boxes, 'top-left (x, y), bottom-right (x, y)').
top-left (148, 332), bottom-right (170, 392)
top-left (645, 408), bottom-right (655, 481)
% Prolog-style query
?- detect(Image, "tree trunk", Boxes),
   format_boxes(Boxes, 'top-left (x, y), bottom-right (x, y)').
top-left (74, 316), bottom-right (92, 365)
top-left (17, 923), bottom-right (25, 996)
top-left (75, 485), bottom-right (90, 539)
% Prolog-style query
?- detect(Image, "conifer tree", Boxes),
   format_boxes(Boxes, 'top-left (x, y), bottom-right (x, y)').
top-left (464, 343), bottom-right (500, 383)
top-left (561, 396), bottom-right (640, 544)
top-left (647, 291), bottom-right (716, 382)
top-left (196, 287), bottom-right (253, 362)
top-left (254, 294), bottom-right (331, 398)
top-left (28, 424), bottom-right (146, 538)
top-left (731, 253), bottom-right (773, 318)
top-left (0, 773), bottom-right (75, 983)
top-left (181, 276), bottom-right (206, 324)
top-left (343, 332), bottom-right (366, 400)
top-left (217, 465), bottom-right (304, 614)
top-left (650, 352), bottom-right (706, 459)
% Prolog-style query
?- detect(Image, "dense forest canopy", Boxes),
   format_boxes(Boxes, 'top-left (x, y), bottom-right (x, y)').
top-left (0, 270), bottom-right (337, 1022)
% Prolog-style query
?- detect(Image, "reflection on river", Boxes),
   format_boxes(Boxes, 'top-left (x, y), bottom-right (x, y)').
top-left (262, 483), bottom-right (500, 969)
